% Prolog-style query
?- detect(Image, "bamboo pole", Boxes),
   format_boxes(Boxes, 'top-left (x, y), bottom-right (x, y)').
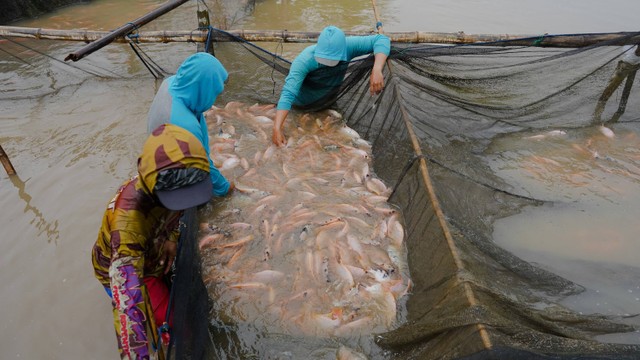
top-left (1, 26), bottom-right (639, 47)
top-left (63, 0), bottom-right (189, 62)
top-left (0, 144), bottom-right (16, 175)
top-left (369, 0), bottom-right (494, 351)
top-left (370, 0), bottom-right (383, 34)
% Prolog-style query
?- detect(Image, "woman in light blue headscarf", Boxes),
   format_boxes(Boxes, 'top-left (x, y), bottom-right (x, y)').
top-left (147, 52), bottom-right (234, 196)
top-left (271, 26), bottom-right (390, 146)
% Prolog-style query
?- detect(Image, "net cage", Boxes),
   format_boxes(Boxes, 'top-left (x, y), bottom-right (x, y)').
top-left (166, 29), bottom-right (640, 359)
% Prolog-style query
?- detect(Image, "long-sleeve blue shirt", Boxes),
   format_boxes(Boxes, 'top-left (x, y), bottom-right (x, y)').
top-left (147, 53), bottom-right (230, 196)
top-left (277, 34), bottom-right (391, 111)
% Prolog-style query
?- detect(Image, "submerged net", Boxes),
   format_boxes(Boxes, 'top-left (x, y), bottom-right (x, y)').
top-left (169, 29), bottom-right (640, 359)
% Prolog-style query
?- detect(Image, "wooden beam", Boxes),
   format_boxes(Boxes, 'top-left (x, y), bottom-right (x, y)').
top-left (63, 0), bottom-right (190, 61)
top-left (1, 26), bottom-right (639, 47)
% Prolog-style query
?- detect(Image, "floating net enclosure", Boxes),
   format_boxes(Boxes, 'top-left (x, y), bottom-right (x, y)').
top-left (168, 29), bottom-right (640, 359)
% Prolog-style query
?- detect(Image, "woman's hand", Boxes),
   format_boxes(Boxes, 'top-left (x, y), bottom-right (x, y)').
top-left (370, 68), bottom-right (384, 95)
top-left (159, 240), bottom-right (177, 274)
top-left (272, 127), bottom-right (287, 146)
top-left (369, 52), bottom-right (388, 95)
top-left (272, 109), bottom-right (289, 146)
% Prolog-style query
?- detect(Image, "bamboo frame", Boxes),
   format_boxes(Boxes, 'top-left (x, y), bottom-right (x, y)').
top-left (0, 144), bottom-right (16, 176)
top-left (370, 0), bottom-right (494, 352)
top-left (63, 0), bottom-right (190, 61)
top-left (1, 26), bottom-right (639, 47)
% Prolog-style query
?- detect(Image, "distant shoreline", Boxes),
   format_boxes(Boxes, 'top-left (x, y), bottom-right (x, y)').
top-left (0, 0), bottom-right (91, 25)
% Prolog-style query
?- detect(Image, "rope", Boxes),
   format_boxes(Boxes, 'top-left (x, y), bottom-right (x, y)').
top-left (204, 26), bottom-right (215, 55)
top-left (128, 42), bottom-right (160, 79)
top-left (0, 45), bottom-right (34, 66)
top-left (126, 22), bottom-right (139, 31)
top-left (125, 22), bottom-right (141, 44)
top-left (271, 38), bottom-right (285, 95)
top-left (126, 38), bottom-right (169, 79)
top-left (127, 33), bottom-right (140, 44)
top-left (204, 26), bottom-right (292, 64)
top-left (0, 35), bottom-right (122, 78)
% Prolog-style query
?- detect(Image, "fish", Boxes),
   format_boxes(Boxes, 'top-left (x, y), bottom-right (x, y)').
top-left (234, 181), bottom-right (262, 194)
top-left (333, 316), bottom-right (374, 337)
top-left (386, 216), bottom-right (405, 246)
top-left (219, 156), bottom-right (240, 171)
top-left (599, 125), bottom-right (615, 139)
top-left (227, 282), bottom-right (268, 290)
top-left (262, 144), bottom-right (277, 163)
top-left (311, 313), bottom-right (341, 332)
top-left (339, 125), bottom-right (361, 140)
top-left (337, 346), bottom-right (368, 360)
top-left (372, 206), bottom-right (397, 216)
top-left (252, 115), bottom-right (274, 126)
top-left (332, 262), bottom-right (355, 288)
top-left (213, 234), bottom-right (254, 250)
top-left (524, 129), bottom-right (567, 140)
top-left (250, 270), bottom-right (285, 283)
top-left (248, 102), bottom-right (276, 115)
top-left (198, 233), bottom-right (224, 250)
top-left (211, 141), bottom-right (235, 153)
top-left (226, 246), bottom-right (247, 268)
top-left (229, 222), bottom-right (253, 230)
top-left (239, 157), bottom-right (250, 170)
top-left (352, 138), bottom-right (371, 150)
top-left (200, 102), bottom-right (411, 338)
top-left (365, 177), bottom-right (389, 196)
top-left (347, 147), bottom-right (369, 159)
top-left (327, 109), bottom-right (343, 120)
top-left (315, 227), bottom-right (339, 250)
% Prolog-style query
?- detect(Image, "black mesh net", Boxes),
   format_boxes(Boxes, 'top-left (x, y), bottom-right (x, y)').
top-left (168, 28), bottom-right (640, 359)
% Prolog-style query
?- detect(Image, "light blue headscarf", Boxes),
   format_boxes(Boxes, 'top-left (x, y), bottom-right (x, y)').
top-left (168, 52), bottom-right (228, 130)
top-left (167, 52), bottom-right (230, 196)
top-left (314, 26), bottom-right (348, 62)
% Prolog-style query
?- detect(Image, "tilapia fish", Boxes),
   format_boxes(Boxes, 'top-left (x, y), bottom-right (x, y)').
top-left (198, 102), bottom-right (411, 338)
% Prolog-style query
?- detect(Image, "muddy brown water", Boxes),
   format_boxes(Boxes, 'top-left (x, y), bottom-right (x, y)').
top-left (1, 0), bottom-right (640, 358)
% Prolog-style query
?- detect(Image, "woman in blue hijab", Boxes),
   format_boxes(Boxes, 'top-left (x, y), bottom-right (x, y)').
top-left (271, 26), bottom-right (391, 146)
top-left (147, 52), bottom-right (234, 196)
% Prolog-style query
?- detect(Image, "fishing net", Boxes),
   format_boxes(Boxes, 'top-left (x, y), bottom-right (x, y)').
top-left (167, 29), bottom-right (640, 359)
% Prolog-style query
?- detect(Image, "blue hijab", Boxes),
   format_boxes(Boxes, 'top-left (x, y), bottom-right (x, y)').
top-left (167, 53), bottom-right (230, 196)
top-left (168, 52), bottom-right (228, 135)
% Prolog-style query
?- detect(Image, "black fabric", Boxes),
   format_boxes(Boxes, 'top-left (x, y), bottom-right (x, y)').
top-left (168, 208), bottom-right (215, 359)
top-left (155, 168), bottom-right (209, 191)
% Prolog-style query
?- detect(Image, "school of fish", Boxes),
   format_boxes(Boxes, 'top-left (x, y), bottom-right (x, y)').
top-left (197, 101), bottom-right (411, 339)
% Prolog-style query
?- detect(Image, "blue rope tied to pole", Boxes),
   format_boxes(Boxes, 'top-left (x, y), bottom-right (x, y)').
top-left (376, 21), bottom-right (383, 30)
top-left (205, 25), bottom-right (215, 55)
top-left (127, 33), bottom-right (140, 43)
top-left (532, 34), bottom-right (546, 46)
top-left (125, 22), bottom-right (140, 43)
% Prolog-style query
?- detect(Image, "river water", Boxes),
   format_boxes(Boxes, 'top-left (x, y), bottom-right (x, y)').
top-left (1, 0), bottom-right (640, 358)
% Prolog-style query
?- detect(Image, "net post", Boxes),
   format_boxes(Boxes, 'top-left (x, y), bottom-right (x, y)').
top-left (196, 9), bottom-right (214, 55)
top-left (0, 144), bottom-right (16, 175)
